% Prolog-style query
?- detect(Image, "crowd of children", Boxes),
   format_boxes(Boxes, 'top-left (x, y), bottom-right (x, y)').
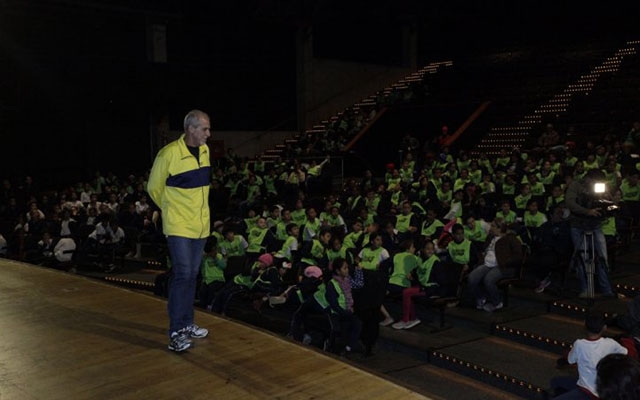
top-left (1, 120), bottom-right (640, 356)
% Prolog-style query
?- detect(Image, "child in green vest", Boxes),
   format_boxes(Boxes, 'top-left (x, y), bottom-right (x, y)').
top-left (356, 232), bottom-right (394, 327)
top-left (421, 208), bottom-right (445, 242)
top-left (302, 207), bottom-right (321, 242)
top-left (523, 199), bottom-right (547, 244)
top-left (343, 220), bottom-right (364, 252)
top-left (496, 200), bottom-right (517, 225)
top-left (317, 257), bottom-right (363, 354)
top-left (199, 236), bottom-right (227, 310)
top-left (387, 239), bottom-right (420, 296)
top-left (219, 226), bottom-right (248, 258)
top-left (210, 253), bottom-right (273, 315)
top-left (274, 223), bottom-right (300, 262)
top-left (445, 223), bottom-right (474, 278)
top-left (300, 228), bottom-right (332, 274)
top-left (392, 241), bottom-right (444, 330)
top-left (246, 217), bottom-right (276, 255)
top-left (326, 236), bottom-right (346, 267)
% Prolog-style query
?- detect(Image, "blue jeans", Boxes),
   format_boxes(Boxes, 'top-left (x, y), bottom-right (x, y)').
top-left (550, 375), bottom-right (591, 399)
top-left (467, 264), bottom-right (507, 305)
top-left (166, 236), bottom-right (206, 336)
top-left (570, 227), bottom-right (612, 294)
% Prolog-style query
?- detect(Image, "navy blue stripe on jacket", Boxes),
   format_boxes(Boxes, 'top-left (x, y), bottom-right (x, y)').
top-left (166, 167), bottom-right (211, 189)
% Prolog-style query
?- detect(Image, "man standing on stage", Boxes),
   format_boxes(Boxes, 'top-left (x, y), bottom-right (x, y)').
top-left (148, 109), bottom-right (212, 352)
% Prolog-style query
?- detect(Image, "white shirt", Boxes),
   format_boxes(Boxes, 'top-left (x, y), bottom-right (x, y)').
top-left (60, 218), bottom-right (76, 237)
top-left (568, 337), bottom-right (627, 396)
top-left (135, 201), bottom-right (149, 215)
top-left (54, 238), bottom-right (76, 262)
top-left (483, 236), bottom-right (500, 268)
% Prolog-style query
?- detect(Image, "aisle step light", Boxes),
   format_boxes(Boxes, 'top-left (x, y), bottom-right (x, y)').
top-left (430, 351), bottom-right (544, 395)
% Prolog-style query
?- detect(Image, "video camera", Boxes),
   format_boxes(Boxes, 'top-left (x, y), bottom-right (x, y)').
top-left (588, 181), bottom-right (619, 218)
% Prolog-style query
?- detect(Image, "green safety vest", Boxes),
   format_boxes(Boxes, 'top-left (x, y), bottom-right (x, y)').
top-left (343, 231), bottom-right (363, 249)
top-left (276, 235), bottom-right (298, 260)
top-left (621, 180), bottom-right (640, 201)
top-left (422, 218), bottom-right (444, 238)
top-left (447, 239), bottom-right (471, 264)
top-left (303, 218), bottom-right (321, 241)
top-left (313, 280), bottom-right (345, 313)
top-left (437, 189), bottom-right (452, 202)
top-left (537, 171), bottom-right (556, 186)
top-left (326, 247), bottom-right (346, 263)
top-left (219, 236), bottom-right (246, 257)
top-left (514, 194), bottom-right (531, 210)
top-left (388, 252), bottom-right (420, 288)
top-left (244, 216), bottom-right (259, 233)
top-left (201, 254), bottom-right (226, 284)
top-left (464, 221), bottom-right (487, 242)
top-left (275, 221), bottom-right (289, 241)
top-left (291, 209), bottom-right (307, 226)
top-left (496, 210), bottom-right (517, 224)
top-left (247, 227), bottom-right (269, 253)
top-left (233, 263), bottom-right (259, 288)
top-left (530, 183), bottom-right (545, 196)
top-left (602, 216), bottom-right (616, 236)
top-left (359, 246), bottom-right (386, 271)
top-left (301, 239), bottom-right (325, 265)
top-left (418, 254), bottom-right (440, 287)
top-left (396, 213), bottom-right (414, 233)
top-left (524, 211), bottom-right (546, 228)
top-left (502, 183), bottom-right (516, 195)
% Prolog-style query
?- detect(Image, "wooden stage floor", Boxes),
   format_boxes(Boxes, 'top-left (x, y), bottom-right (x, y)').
top-left (0, 259), bottom-right (430, 400)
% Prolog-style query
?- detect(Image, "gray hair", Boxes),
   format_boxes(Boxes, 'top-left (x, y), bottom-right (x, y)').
top-left (183, 109), bottom-right (209, 132)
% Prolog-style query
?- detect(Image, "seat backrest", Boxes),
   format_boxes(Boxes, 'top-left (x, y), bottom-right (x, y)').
top-left (514, 243), bottom-right (530, 280)
top-left (225, 255), bottom-right (249, 280)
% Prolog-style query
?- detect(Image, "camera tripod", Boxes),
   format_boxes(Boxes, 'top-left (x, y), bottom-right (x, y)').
top-left (573, 229), bottom-right (611, 304)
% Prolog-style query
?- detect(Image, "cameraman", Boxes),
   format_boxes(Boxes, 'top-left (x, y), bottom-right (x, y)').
top-left (565, 169), bottom-right (615, 298)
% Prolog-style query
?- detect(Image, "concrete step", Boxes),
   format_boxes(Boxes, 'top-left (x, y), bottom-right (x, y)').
top-left (429, 336), bottom-right (561, 399)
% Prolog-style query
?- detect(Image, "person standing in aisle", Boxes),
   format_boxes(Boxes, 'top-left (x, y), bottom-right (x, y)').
top-left (148, 109), bottom-right (212, 352)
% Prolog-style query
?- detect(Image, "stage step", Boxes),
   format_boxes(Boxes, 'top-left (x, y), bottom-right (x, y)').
top-left (383, 359), bottom-right (524, 400)
top-left (493, 314), bottom-right (624, 355)
top-left (615, 274), bottom-right (640, 297)
top-left (429, 336), bottom-right (562, 399)
top-left (548, 297), bottom-right (630, 320)
top-left (103, 269), bottom-right (162, 292)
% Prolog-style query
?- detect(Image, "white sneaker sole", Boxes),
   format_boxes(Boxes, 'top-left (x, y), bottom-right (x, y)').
top-left (168, 342), bottom-right (193, 352)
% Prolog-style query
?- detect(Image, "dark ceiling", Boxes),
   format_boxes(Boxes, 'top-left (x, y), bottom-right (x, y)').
top-left (0, 0), bottom-right (638, 184)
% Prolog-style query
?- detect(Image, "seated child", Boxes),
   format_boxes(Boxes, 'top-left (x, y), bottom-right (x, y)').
top-left (210, 253), bottom-right (273, 315)
top-left (392, 241), bottom-right (444, 330)
top-left (551, 313), bottom-right (628, 399)
top-left (199, 236), bottom-right (227, 310)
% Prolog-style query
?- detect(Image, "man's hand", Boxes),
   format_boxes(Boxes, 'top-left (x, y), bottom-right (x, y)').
top-left (586, 208), bottom-right (601, 217)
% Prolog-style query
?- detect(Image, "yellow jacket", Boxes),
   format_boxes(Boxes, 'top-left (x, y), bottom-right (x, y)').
top-left (147, 134), bottom-right (211, 239)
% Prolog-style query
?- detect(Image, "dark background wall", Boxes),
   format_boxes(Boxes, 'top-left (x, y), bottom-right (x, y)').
top-left (1, 0), bottom-right (638, 187)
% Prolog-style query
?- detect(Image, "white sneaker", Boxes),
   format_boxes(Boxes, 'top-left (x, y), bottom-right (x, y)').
top-left (379, 317), bottom-right (394, 327)
top-left (168, 331), bottom-right (192, 352)
top-left (391, 321), bottom-right (408, 330)
top-left (268, 296), bottom-right (287, 307)
top-left (535, 278), bottom-right (551, 293)
top-left (476, 298), bottom-right (487, 310)
top-left (302, 334), bottom-right (312, 345)
top-left (482, 302), bottom-right (503, 312)
top-left (404, 319), bottom-right (421, 329)
top-left (184, 324), bottom-right (208, 339)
